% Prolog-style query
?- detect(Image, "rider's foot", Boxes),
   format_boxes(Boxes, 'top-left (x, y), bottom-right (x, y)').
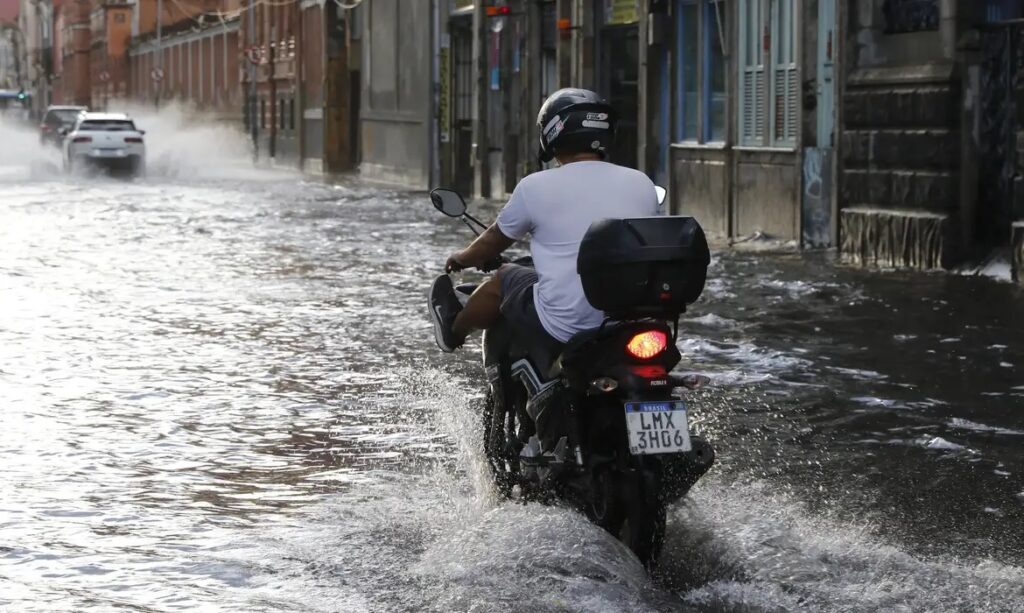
top-left (429, 274), bottom-right (464, 353)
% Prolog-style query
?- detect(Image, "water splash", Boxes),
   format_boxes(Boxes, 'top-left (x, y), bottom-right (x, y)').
top-left (0, 100), bottom-right (263, 182)
top-left (107, 100), bottom-right (257, 180)
top-left (840, 207), bottom-right (947, 270)
top-left (665, 478), bottom-right (1024, 613)
top-left (0, 114), bottom-right (62, 180)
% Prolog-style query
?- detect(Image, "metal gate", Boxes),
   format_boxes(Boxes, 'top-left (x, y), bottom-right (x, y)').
top-left (978, 20), bottom-right (1024, 248)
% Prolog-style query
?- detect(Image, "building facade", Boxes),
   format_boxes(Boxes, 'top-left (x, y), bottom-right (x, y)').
top-left (51, 0), bottom-right (92, 105)
top-left (0, 0), bottom-right (21, 91)
top-left (17, 0), bottom-right (1017, 283)
top-left (18, 0), bottom-right (53, 115)
top-left (235, 0), bottom-right (360, 174)
top-left (357, 0), bottom-right (436, 187)
top-left (839, 0), bottom-right (1024, 283)
top-left (127, 0), bottom-right (241, 120)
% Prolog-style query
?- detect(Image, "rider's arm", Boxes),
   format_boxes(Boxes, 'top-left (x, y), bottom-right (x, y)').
top-left (449, 224), bottom-right (514, 271)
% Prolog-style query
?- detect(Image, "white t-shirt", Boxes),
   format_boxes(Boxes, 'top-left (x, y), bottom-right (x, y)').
top-left (496, 160), bottom-right (659, 343)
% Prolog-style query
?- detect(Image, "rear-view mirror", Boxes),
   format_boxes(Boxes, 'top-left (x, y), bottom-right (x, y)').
top-left (430, 188), bottom-right (467, 218)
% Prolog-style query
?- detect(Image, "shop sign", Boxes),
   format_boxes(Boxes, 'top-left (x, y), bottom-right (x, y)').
top-left (605, 0), bottom-right (638, 25)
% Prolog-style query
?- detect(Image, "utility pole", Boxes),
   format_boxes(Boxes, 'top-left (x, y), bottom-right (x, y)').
top-left (473, 1), bottom-right (490, 199)
top-left (155, 0), bottom-right (161, 108)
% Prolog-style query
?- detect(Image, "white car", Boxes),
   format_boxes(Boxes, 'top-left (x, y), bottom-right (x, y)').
top-left (63, 112), bottom-right (146, 176)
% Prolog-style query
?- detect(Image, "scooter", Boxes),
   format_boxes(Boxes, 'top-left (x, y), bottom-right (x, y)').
top-left (429, 187), bottom-right (715, 567)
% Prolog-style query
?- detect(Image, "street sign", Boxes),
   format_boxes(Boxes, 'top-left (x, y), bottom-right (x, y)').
top-left (99, 71), bottom-right (110, 82)
top-left (151, 67), bottom-right (165, 82)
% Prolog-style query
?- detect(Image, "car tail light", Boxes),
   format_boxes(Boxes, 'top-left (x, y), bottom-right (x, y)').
top-left (40, 123), bottom-right (51, 132)
top-left (626, 331), bottom-right (668, 360)
top-left (124, 136), bottom-right (143, 143)
top-left (72, 136), bottom-right (92, 143)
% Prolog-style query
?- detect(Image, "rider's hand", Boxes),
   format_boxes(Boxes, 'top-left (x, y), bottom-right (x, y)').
top-left (445, 251), bottom-right (469, 274)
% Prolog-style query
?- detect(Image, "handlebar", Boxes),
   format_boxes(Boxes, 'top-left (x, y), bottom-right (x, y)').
top-left (479, 256), bottom-right (506, 273)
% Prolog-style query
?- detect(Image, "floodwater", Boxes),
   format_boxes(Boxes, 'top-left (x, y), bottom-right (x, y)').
top-left (1, 112), bottom-right (1023, 612)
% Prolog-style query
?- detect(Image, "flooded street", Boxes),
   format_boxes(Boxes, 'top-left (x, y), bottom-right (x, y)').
top-left (1, 133), bottom-right (1023, 611)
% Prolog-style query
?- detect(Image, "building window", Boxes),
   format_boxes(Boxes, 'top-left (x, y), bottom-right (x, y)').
top-left (983, 0), bottom-right (1023, 22)
top-left (882, 0), bottom-right (939, 33)
top-left (260, 99), bottom-right (266, 129)
top-left (738, 0), bottom-right (797, 148)
top-left (288, 98), bottom-right (295, 131)
top-left (279, 98), bottom-right (285, 130)
top-left (674, 0), bottom-right (727, 144)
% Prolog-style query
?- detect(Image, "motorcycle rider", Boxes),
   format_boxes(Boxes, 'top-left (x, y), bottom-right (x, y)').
top-left (429, 88), bottom-right (659, 353)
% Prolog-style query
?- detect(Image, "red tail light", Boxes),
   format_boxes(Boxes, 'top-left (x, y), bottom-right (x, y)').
top-left (124, 136), bottom-right (143, 143)
top-left (72, 136), bottom-right (92, 143)
top-left (626, 330), bottom-right (668, 360)
top-left (40, 124), bottom-right (51, 132)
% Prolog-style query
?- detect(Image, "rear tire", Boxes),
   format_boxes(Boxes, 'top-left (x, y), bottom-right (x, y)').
top-left (587, 469), bottom-right (666, 569)
top-left (620, 505), bottom-right (666, 569)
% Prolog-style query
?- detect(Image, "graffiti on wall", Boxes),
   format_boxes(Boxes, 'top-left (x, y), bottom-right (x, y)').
top-left (882, 0), bottom-right (940, 34)
top-left (802, 147), bottom-right (833, 248)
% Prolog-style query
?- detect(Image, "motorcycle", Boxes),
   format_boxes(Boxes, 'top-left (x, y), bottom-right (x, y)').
top-left (429, 187), bottom-right (716, 567)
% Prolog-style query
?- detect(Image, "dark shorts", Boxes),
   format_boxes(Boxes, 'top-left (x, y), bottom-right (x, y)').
top-left (499, 264), bottom-right (560, 347)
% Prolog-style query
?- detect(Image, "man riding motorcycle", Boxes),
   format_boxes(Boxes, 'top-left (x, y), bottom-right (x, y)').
top-left (429, 88), bottom-right (660, 353)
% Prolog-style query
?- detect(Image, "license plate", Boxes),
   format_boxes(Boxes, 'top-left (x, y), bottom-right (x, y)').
top-left (624, 401), bottom-right (691, 455)
top-left (95, 148), bottom-right (123, 157)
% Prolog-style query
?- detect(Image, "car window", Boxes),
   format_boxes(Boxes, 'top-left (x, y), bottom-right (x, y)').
top-left (49, 109), bottom-right (84, 124)
top-left (79, 120), bottom-right (136, 131)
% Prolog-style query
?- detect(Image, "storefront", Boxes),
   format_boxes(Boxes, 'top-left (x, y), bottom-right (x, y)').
top-left (595, 0), bottom-right (640, 168)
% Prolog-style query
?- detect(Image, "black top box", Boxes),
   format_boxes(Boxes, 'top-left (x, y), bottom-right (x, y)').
top-left (577, 216), bottom-right (710, 320)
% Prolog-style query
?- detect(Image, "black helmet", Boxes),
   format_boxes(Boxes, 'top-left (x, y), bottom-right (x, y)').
top-left (536, 88), bottom-right (617, 164)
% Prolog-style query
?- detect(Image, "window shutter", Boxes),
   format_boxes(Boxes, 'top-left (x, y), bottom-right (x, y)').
top-left (739, 0), bottom-right (765, 146)
top-left (771, 0), bottom-right (797, 146)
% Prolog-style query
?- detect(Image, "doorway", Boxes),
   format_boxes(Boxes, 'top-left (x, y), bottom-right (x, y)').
top-left (597, 24), bottom-right (639, 168)
top-left (978, 21), bottom-right (1024, 250)
top-left (450, 16), bottom-right (475, 198)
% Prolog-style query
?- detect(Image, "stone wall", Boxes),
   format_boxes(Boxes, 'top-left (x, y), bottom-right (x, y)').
top-left (839, 0), bottom-right (965, 270)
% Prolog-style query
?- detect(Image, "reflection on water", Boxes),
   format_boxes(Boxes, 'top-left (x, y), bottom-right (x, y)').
top-left (0, 171), bottom-right (1022, 612)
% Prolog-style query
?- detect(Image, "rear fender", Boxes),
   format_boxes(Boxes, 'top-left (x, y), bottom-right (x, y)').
top-left (560, 321), bottom-right (680, 393)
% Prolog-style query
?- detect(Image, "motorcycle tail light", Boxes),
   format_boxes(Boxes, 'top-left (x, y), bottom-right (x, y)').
top-left (626, 330), bottom-right (668, 360)
top-left (72, 136), bottom-right (92, 143)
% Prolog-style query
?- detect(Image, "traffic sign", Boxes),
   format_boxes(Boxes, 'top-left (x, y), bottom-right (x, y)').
top-left (151, 67), bottom-right (165, 82)
top-left (244, 46), bottom-right (264, 65)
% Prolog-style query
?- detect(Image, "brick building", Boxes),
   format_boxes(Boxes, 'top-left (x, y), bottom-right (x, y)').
top-left (52, 0), bottom-right (90, 105)
top-left (127, 0), bottom-right (241, 119)
top-left (238, 0), bottom-right (361, 173)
